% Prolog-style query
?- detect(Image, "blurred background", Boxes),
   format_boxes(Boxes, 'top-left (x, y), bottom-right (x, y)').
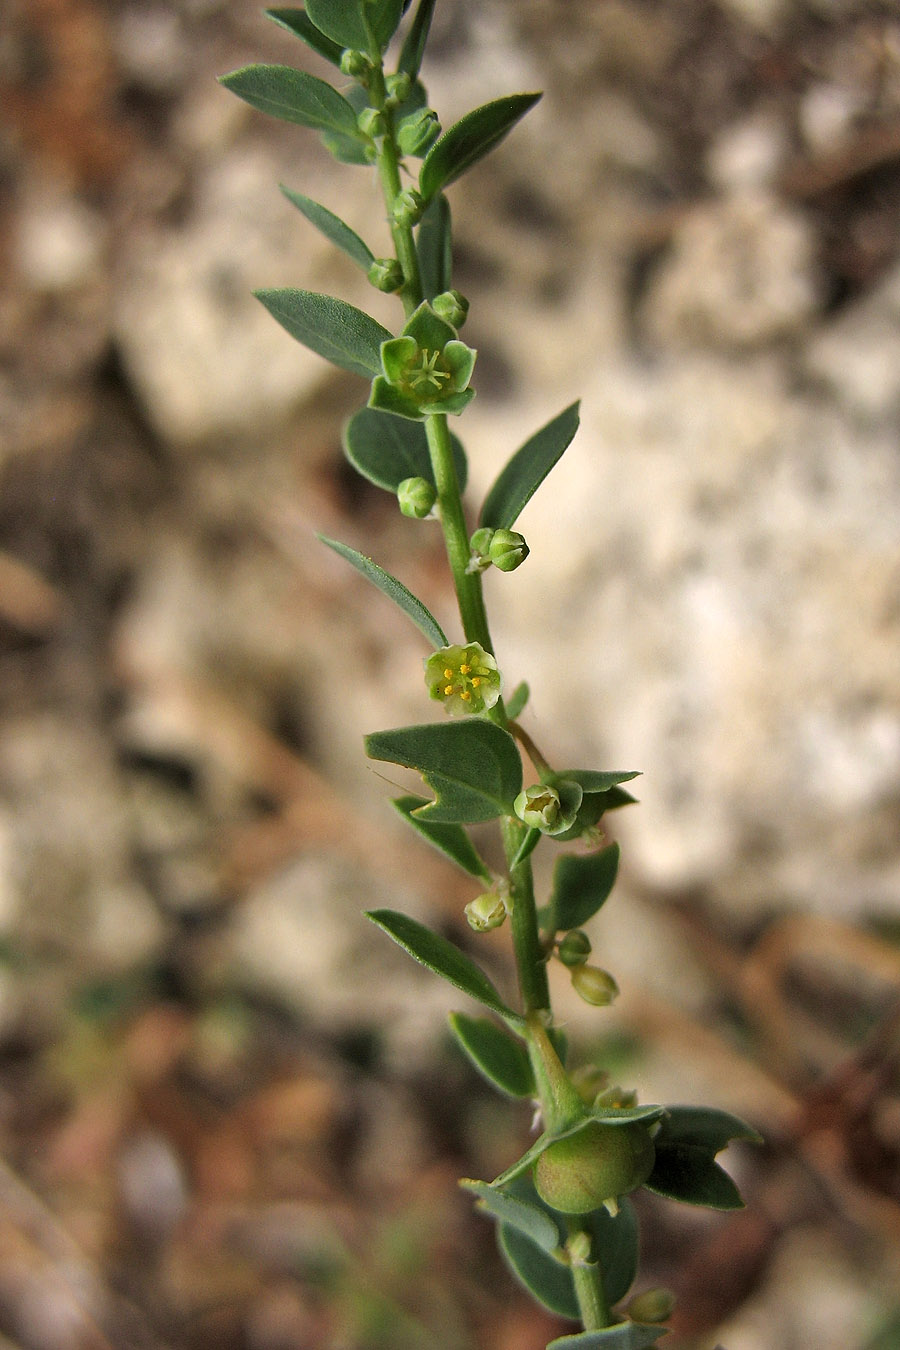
top-left (2, 0), bottom-right (900, 1345)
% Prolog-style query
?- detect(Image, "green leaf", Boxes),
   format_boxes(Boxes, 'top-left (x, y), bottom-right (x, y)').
top-left (265, 8), bottom-right (345, 65)
top-left (463, 1180), bottom-right (561, 1253)
top-left (562, 770), bottom-right (641, 795)
top-left (416, 193), bottom-right (452, 301)
top-left (306, 0), bottom-right (404, 50)
top-left (644, 1145), bottom-right (744, 1210)
top-left (420, 92), bottom-right (542, 199)
top-left (654, 1105), bottom-right (762, 1152)
top-left (220, 64), bottom-right (361, 137)
top-left (393, 796), bottom-right (491, 881)
top-left (343, 406), bottom-right (468, 493)
top-left (365, 720), bottom-right (523, 824)
top-left (505, 681), bottom-right (530, 720)
top-left (549, 844), bottom-right (620, 933)
top-left (398, 0), bottom-right (437, 77)
top-left (480, 402), bottom-right (580, 530)
top-left (318, 536), bottom-right (447, 647)
top-left (365, 909), bottom-right (517, 1019)
top-left (448, 1012), bottom-right (534, 1097)
top-left (255, 289), bottom-right (390, 377)
top-left (547, 1328), bottom-right (667, 1349)
top-left (499, 1221), bottom-right (577, 1319)
top-left (279, 187), bottom-right (374, 269)
top-left (509, 827), bottom-right (541, 870)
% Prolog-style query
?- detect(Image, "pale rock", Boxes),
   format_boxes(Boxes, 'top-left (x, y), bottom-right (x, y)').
top-left (14, 182), bottom-right (105, 293)
top-left (706, 110), bottom-right (788, 192)
top-left (804, 260), bottom-right (900, 423)
top-left (799, 81), bottom-right (865, 155)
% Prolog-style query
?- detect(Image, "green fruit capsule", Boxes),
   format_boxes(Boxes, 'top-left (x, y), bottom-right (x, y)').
top-left (534, 1121), bottom-right (655, 1215)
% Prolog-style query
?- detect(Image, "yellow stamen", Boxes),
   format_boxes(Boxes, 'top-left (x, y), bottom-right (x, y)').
top-left (460, 663), bottom-right (470, 674)
top-left (461, 690), bottom-right (471, 701)
top-left (443, 668), bottom-right (454, 679)
top-left (444, 685), bottom-right (454, 696)
top-left (471, 677), bottom-right (481, 687)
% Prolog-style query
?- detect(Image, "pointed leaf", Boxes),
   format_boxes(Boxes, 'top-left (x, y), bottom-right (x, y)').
top-left (255, 289), bottom-right (389, 377)
top-left (509, 827), bottom-right (541, 870)
top-left (265, 8), bottom-right (344, 65)
top-left (549, 844), bottom-right (620, 933)
top-left (499, 1222), bottom-right (578, 1319)
top-left (393, 796), bottom-right (491, 881)
top-left (463, 1180), bottom-right (561, 1252)
top-left (480, 401), bottom-right (580, 530)
top-left (343, 406), bottom-right (468, 493)
top-left (505, 681), bottom-right (530, 720)
top-left (398, 0), bottom-right (437, 77)
top-left (365, 909), bottom-right (517, 1018)
top-left (655, 1105), bottom-right (762, 1151)
top-left (448, 1012), bottom-right (534, 1097)
top-left (416, 193), bottom-right (452, 300)
top-left (306, 0), bottom-right (404, 50)
top-left (280, 187), bottom-right (374, 269)
top-left (365, 720), bottom-right (522, 824)
top-left (563, 770), bottom-right (641, 795)
top-left (420, 92), bottom-right (542, 198)
top-left (220, 64), bottom-right (361, 137)
top-left (318, 536), bottom-right (447, 646)
top-left (645, 1145), bottom-right (744, 1210)
top-left (547, 1328), bottom-right (667, 1349)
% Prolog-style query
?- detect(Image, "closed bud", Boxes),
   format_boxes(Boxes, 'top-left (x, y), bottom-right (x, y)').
top-left (557, 930), bottom-right (592, 968)
top-left (368, 257), bottom-right (405, 293)
top-left (433, 289), bottom-right (470, 329)
top-left (385, 71), bottom-right (412, 105)
top-left (489, 528), bottom-right (529, 572)
top-left (357, 107), bottom-right (386, 140)
top-left (626, 1288), bottom-right (677, 1324)
top-left (392, 189), bottom-right (424, 226)
top-left (397, 476), bottom-right (437, 519)
top-left (566, 1230), bottom-right (592, 1265)
top-left (465, 891), bottom-right (507, 932)
top-left (466, 526), bottom-right (494, 573)
top-left (397, 108), bottom-right (441, 157)
top-left (339, 48), bottom-right (372, 79)
top-left (571, 964), bottom-right (620, 1007)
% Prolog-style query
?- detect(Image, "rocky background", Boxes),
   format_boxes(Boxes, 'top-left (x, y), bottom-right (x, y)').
top-left (2, 0), bottom-right (900, 1346)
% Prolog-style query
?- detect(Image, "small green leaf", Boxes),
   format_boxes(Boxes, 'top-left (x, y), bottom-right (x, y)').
top-left (398, 0), bottom-right (437, 77)
top-left (420, 92), bottom-right (542, 199)
top-left (463, 1180), bottom-right (561, 1253)
top-left (265, 8), bottom-right (345, 65)
top-left (220, 64), bottom-right (361, 137)
top-left (416, 193), bottom-right (452, 301)
top-left (318, 536), bottom-right (447, 647)
top-left (547, 1327), bottom-right (667, 1349)
top-left (255, 289), bottom-right (390, 377)
top-left (505, 681), bottom-right (530, 720)
top-left (448, 1012), bottom-right (534, 1097)
top-left (644, 1145), bottom-right (744, 1210)
top-left (563, 770), bottom-right (641, 795)
top-left (279, 187), bottom-right (374, 269)
top-left (366, 720), bottom-right (523, 824)
top-left (343, 406), bottom-right (468, 493)
top-left (654, 1105), bottom-right (762, 1151)
top-left (306, 0), bottom-right (404, 50)
top-left (365, 909), bottom-right (517, 1018)
top-left (393, 796), bottom-right (491, 881)
top-left (480, 402), bottom-right (580, 530)
top-left (500, 1222), bottom-right (577, 1319)
top-left (549, 844), bottom-right (620, 933)
top-left (509, 827), bottom-right (541, 870)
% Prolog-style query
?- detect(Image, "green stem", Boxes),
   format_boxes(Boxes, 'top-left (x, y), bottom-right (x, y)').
top-left (424, 413), bottom-right (493, 651)
top-left (504, 824), bottom-right (551, 1015)
top-left (367, 64), bottom-right (424, 314)
top-left (567, 1230), bottom-right (612, 1331)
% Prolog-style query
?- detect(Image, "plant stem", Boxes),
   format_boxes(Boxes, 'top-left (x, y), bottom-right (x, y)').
top-left (424, 414), bottom-right (494, 649)
top-left (568, 1234), bottom-right (612, 1331)
top-left (504, 823), bottom-right (551, 1014)
top-left (367, 64), bottom-right (424, 314)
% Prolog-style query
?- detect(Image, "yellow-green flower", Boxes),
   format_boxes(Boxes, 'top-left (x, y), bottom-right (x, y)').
top-left (369, 302), bottom-right (476, 421)
top-left (425, 642), bottom-right (501, 716)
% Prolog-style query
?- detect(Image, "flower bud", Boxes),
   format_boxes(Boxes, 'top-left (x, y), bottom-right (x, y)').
top-left (566, 1230), bottom-right (593, 1265)
top-left (534, 1121), bottom-right (656, 1215)
top-left (397, 476), bottom-right (437, 519)
top-left (557, 930), bottom-right (592, 968)
top-left (571, 965), bottom-right (620, 1007)
top-left (397, 108), bottom-right (441, 157)
top-left (515, 783), bottom-right (561, 832)
top-left (392, 189), bottom-right (424, 227)
top-left (626, 1288), bottom-right (677, 1324)
top-left (432, 289), bottom-right (470, 329)
top-left (339, 48), bottom-right (372, 79)
top-left (368, 257), bottom-right (405, 293)
top-left (466, 526), bottom-right (494, 573)
top-left (357, 107), bottom-right (386, 140)
top-left (488, 528), bottom-right (529, 572)
top-left (384, 71), bottom-right (412, 104)
top-left (465, 891), bottom-right (507, 932)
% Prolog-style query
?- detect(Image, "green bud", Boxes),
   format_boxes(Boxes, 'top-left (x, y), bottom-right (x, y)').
top-left (571, 965), bottom-right (620, 1007)
top-left (385, 71), bottom-right (412, 105)
top-left (488, 528), bottom-right (529, 572)
top-left (557, 930), bottom-right (592, 968)
top-left (397, 476), bottom-right (437, 519)
top-left (397, 107), bottom-right (441, 157)
top-left (392, 189), bottom-right (424, 227)
top-left (566, 1230), bottom-right (593, 1265)
top-left (534, 1121), bottom-right (656, 1215)
top-left (626, 1289), bottom-right (677, 1324)
top-left (368, 257), bottom-right (405, 293)
top-left (432, 289), bottom-right (470, 328)
top-left (515, 783), bottom-right (561, 831)
top-left (466, 526), bottom-right (494, 573)
top-left (465, 891), bottom-right (507, 933)
top-left (339, 48), bottom-right (372, 79)
top-left (357, 107), bottom-right (386, 140)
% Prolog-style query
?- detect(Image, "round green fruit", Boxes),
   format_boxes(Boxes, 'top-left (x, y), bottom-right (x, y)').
top-left (534, 1121), bottom-right (655, 1214)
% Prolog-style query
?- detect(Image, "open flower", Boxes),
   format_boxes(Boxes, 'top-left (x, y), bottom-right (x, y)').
top-left (369, 302), bottom-right (476, 421)
top-left (425, 642), bottom-right (501, 716)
